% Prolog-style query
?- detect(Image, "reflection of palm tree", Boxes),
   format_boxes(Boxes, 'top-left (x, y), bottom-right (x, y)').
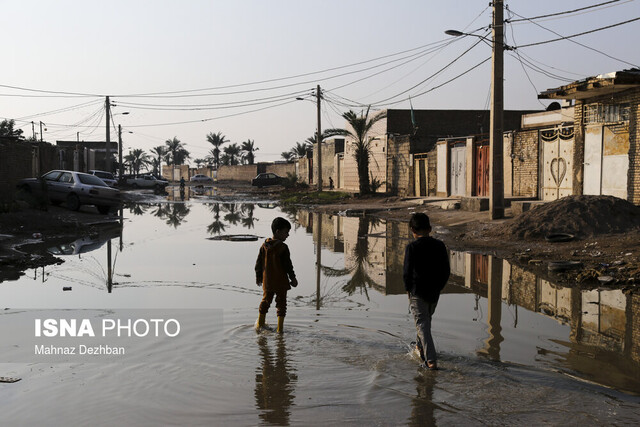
top-left (240, 203), bottom-right (257, 229)
top-left (207, 203), bottom-right (226, 235)
top-left (322, 217), bottom-right (381, 299)
top-left (164, 204), bottom-right (190, 228)
top-left (151, 203), bottom-right (172, 219)
top-left (126, 203), bottom-right (151, 216)
top-left (222, 203), bottom-right (241, 225)
top-left (254, 334), bottom-right (297, 425)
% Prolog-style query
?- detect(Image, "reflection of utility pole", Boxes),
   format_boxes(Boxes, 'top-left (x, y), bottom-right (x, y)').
top-left (119, 207), bottom-right (124, 252)
top-left (479, 256), bottom-right (503, 360)
top-left (107, 240), bottom-right (113, 293)
top-left (118, 125), bottom-right (123, 179)
top-left (316, 212), bottom-right (322, 310)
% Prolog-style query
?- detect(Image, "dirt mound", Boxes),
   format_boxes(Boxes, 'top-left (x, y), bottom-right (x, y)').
top-left (490, 195), bottom-right (640, 239)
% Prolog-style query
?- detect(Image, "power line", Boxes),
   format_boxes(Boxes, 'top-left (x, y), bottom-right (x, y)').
top-left (513, 16), bottom-right (640, 52)
top-left (506, 0), bottom-right (625, 23)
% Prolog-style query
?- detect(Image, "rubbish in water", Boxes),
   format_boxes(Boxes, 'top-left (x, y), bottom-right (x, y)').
top-left (548, 260), bottom-right (583, 272)
top-left (63, 287), bottom-right (72, 291)
top-left (0, 377), bottom-right (21, 383)
top-left (206, 234), bottom-right (260, 242)
top-left (545, 233), bottom-right (574, 243)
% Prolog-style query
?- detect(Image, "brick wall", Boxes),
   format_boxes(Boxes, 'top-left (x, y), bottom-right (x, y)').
top-left (386, 135), bottom-right (412, 196)
top-left (511, 129), bottom-right (539, 197)
top-left (427, 150), bottom-right (437, 196)
top-left (631, 294), bottom-right (640, 363)
top-left (573, 101), bottom-right (585, 196)
top-left (508, 265), bottom-right (538, 311)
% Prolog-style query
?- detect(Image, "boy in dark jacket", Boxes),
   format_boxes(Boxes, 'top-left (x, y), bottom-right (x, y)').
top-left (255, 217), bottom-right (298, 333)
top-left (403, 213), bottom-right (450, 370)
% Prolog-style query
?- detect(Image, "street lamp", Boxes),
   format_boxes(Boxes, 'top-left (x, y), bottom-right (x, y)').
top-left (445, 0), bottom-right (505, 219)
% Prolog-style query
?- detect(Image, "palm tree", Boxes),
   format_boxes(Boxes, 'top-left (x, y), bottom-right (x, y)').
top-left (281, 151), bottom-right (294, 162)
top-left (241, 139), bottom-right (259, 165)
top-left (165, 136), bottom-right (190, 165)
top-left (194, 158), bottom-right (205, 168)
top-left (129, 148), bottom-right (151, 175)
top-left (150, 146), bottom-right (166, 176)
top-left (223, 143), bottom-right (242, 166)
top-left (326, 107), bottom-right (387, 194)
top-left (290, 141), bottom-right (310, 159)
top-left (206, 132), bottom-right (229, 169)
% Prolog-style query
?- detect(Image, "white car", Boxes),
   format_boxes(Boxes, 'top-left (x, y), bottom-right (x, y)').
top-left (89, 170), bottom-right (117, 187)
top-left (190, 174), bottom-right (214, 184)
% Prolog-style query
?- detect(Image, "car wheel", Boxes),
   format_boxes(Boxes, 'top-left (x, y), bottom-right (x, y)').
top-left (97, 205), bottom-right (111, 215)
top-left (67, 194), bottom-right (81, 211)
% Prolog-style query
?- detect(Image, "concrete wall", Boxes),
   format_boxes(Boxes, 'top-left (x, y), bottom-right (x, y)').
top-left (217, 164), bottom-right (258, 181)
top-left (0, 139), bottom-right (75, 203)
top-left (264, 162), bottom-right (295, 178)
top-left (342, 117), bottom-right (388, 193)
top-left (312, 138), bottom-right (343, 189)
top-left (436, 142), bottom-right (447, 196)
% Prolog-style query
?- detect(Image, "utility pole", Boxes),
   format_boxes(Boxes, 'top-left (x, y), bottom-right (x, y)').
top-left (39, 121), bottom-right (45, 142)
top-left (316, 84), bottom-right (322, 191)
top-left (489, 0), bottom-right (505, 219)
top-left (31, 121), bottom-right (35, 140)
top-left (105, 96), bottom-right (111, 173)
top-left (118, 124), bottom-right (123, 179)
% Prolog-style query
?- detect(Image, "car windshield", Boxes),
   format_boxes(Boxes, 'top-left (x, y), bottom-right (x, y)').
top-left (78, 174), bottom-right (108, 187)
top-left (43, 171), bottom-right (63, 181)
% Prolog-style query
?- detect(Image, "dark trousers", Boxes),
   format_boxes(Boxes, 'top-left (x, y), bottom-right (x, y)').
top-left (259, 289), bottom-right (287, 317)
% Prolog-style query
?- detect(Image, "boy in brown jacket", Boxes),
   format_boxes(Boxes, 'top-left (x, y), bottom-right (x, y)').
top-left (255, 217), bottom-right (298, 332)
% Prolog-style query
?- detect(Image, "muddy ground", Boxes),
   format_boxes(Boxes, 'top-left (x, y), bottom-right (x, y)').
top-left (1, 181), bottom-right (639, 293)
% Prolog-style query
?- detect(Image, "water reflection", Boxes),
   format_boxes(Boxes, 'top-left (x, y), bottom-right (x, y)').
top-left (409, 374), bottom-right (437, 427)
top-left (254, 334), bottom-right (297, 425)
top-left (300, 212), bottom-right (640, 393)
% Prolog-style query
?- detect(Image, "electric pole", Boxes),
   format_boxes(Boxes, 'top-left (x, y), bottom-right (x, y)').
top-left (118, 124), bottom-right (123, 180)
top-left (489, 0), bottom-right (505, 219)
top-left (105, 96), bottom-right (111, 173)
top-left (316, 84), bottom-right (323, 191)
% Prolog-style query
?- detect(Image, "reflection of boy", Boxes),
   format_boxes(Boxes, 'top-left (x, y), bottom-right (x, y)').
top-left (255, 217), bottom-right (298, 333)
top-left (403, 213), bottom-right (450, 370)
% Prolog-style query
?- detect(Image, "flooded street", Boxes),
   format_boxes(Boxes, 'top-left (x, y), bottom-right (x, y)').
top-left (1, 194), bottom-right (639, 425)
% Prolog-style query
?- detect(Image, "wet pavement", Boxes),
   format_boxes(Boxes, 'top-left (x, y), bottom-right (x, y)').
top-left (1, 195), bottom-right (639, 425)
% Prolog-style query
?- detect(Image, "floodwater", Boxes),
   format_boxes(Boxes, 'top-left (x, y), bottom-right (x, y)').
top-left (1, 192), bottom-right (639, 425)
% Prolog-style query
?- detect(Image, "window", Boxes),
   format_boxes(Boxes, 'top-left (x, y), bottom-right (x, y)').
top-left (583, 103), bottom-right (630, 124)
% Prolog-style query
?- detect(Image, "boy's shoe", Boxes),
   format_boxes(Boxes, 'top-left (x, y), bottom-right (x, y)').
top-left (255, 313), bottom-right (266, 331)
top-left (426, 360), bottom-right (438, 370)
top-left (412, 341), bottom-right (425, 362)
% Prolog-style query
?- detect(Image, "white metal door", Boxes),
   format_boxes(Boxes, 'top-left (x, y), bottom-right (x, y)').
top-left (450, 145), bottom-right (466, 196)
top-left (583, 125), bottom-right (603, 195)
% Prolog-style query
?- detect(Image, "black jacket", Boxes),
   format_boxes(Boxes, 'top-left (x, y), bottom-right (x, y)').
top-left (403, 236), bottom-right (450, 303)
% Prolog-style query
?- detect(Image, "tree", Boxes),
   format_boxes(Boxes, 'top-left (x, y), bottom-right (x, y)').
top-left (128, 148), bottom-right (151, 175)
top-left (240, 139), bottom-right (259, 165)
top-left (150, 146), bottom-right (166, 176)
top-left (194, 158), bottom-right (205, 168)
top-left (290, 141), bottom-right (310, 159)
top-left (206, 132), bottom-right (229, 169)
top-left (165, 136), bottom-right (190, 165)
top-left (0, 119), bottom-right (24, 139)
top-left (223, 143), bottom-right (241, 166)
top-left (281, 151), bottom-right (294, 162)
top-left (326, 107), bottom-right (387, 195)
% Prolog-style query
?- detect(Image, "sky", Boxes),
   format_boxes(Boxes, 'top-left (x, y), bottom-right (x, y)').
top-left (2, 0), bottom-right (639, 163)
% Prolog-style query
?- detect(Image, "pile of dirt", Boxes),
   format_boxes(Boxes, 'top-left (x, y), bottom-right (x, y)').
top-left (489, 195), bottom-right (640, 240)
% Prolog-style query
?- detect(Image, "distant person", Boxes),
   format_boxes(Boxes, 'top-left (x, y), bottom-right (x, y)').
top-left (180, 176), bottom-right (186, 189)
top-left (255, 217), bottom-right (298, 333)
top-left (329, 176), bottom-right (334, 190)
top-left (403, 213), bottom-right (450, 370)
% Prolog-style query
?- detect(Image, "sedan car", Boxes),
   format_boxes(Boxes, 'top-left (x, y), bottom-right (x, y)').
top-left (251, 173), bottom-right (284, 188)
top-left (17, 170), bottom-right (122, 214)
top-left (89, 170), bottom-right (117, 187)
top-left (190, 174), bottom-right (214, 184)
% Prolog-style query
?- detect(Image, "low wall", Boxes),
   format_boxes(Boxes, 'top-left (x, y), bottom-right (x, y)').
top-left (217, 164), bottom-right (258, 181)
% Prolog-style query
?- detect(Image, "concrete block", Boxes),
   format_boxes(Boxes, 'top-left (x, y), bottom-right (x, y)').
top-left (460, 197), bottom-right (489, 212)
top-left (440, 200), bottom-right (460, 210)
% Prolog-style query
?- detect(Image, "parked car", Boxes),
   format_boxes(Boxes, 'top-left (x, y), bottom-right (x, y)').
top-left (17, 170), bottom-right (121, 214)
top-left (190, 174), bottom-right (214, 184)
top-left (125, 174), bottom-right (169, 190)
top-left (89, 170), bottom-right (117, 187)
top-left (251, 173), bottom-right (284, 188)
